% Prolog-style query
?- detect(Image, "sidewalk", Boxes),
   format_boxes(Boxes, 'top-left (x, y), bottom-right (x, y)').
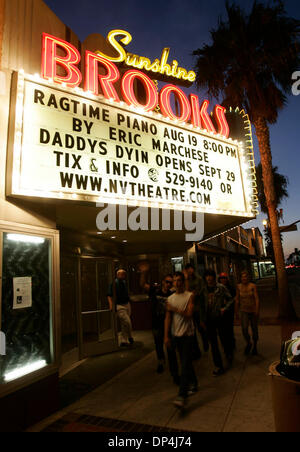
top-left (27, 277), bottom-right (297, 433)
top-left (28, 324), bottom-right (281, 433)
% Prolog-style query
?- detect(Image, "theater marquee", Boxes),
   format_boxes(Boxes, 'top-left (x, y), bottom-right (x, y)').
top-left (7, 70), bottom-right (255, 217)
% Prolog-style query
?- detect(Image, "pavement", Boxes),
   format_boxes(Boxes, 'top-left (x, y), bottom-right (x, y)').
top-left (26, 275), bottom-right (300, 433)
top-left (27, 326), bottom-right (281, 433)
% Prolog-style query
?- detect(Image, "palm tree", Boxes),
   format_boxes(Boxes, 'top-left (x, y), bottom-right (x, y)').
top-left (256, 163), bottom-right (288, 261)
top-left (193, 1), bottom-right (300, 317)
top-left (256, 163), bottom-right (289, 215)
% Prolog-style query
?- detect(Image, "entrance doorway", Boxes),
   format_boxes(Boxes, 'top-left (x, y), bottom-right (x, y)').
top-left (60, 255), bottom-right (119, 374)
top-left (78, 257), bottom-right (118, 358)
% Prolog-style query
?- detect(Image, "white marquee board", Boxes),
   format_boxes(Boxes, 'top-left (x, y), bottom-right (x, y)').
top-left (8, 73), bottom-right (254, 217)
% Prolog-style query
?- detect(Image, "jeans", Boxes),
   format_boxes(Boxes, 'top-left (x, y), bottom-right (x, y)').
top-left (193, 311), bottom-right (210, 352)
top-left (173, 336), bottom-right (198, 399)
top-left (220, 307), bottom-right (236, 351)
top-left (152, 322), bottom-right (178, 377)
top-left (116, 304), bottom-right (133, 343)
top-left (240, 312), bottom-right (259, 344)
top-left (207, 316), bottom-right (234, 369)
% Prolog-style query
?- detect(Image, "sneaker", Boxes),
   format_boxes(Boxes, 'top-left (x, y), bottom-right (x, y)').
top-left (128, 337), bottom-right (134, 345)
top-left (244, 343), bottom-right (252, 356)
top-left (173, 397), bottom-right (186, 409)
top-left (213, 368), bottom-right (225, 377)
top-left (187, 386), bottom-right (198, 396)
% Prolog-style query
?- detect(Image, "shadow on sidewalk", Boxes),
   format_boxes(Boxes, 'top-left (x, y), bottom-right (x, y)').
top-left (59, 331), bottom-right (154, 409)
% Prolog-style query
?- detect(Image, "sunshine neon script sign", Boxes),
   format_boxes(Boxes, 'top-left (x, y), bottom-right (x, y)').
top-left (96, 29), bottom-right (196, 84)
top-left (41, 33), bottom-right (230, 138)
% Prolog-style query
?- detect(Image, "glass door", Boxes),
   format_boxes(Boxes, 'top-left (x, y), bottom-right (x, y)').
top-left (60, 255), bottom-right (79, 374)
top-left (78, 257), bottom-right (118, 358)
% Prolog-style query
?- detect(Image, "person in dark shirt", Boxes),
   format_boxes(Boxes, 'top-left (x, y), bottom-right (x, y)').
top-left (107, 269), bottom-right (134, 347)
top-left (140, 268), bottom-right (179, 383)
top-left (149, 275), bottom-right (175, 374)
top-left (204, 269), bottom-right (234, 376)
top-left (218, 272), bottom-right (236, 355)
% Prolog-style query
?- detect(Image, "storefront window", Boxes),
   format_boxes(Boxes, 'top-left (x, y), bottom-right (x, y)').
top-left (171, 257), bottom-right (183, 273)
top-left (0, 233), bottom-right (53, 384)
top-left (259, 261), bottom-right (276, 277)
top-left (252, 262), bottom-right (260, 280)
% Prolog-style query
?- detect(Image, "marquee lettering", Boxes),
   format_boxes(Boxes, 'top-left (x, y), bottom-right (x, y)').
top-left (41, 34), bottom-right (82, 88)
top-left (84, 50), bottom-right (120, 102)
top-left (121, 70), bottom-right (158, 112)
top-left (160, 84), bottom-right (191, 123)
top-left (41, 33), bottom-right (230, 138)
top-left (95, 29), bottom-right (196, 84)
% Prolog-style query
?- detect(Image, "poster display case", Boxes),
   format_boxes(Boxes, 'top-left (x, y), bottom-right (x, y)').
top-left (0, 221), bottom-right (60, 397)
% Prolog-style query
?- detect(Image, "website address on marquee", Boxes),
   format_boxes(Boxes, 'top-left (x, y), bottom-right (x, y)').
top-left (59, 173), bottom-right (212, 206)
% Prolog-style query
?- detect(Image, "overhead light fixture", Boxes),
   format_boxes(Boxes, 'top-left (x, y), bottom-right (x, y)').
top-left (7, 234), bottom-right (45, 244)
top-left (4, 360), bottom-right (47, 382)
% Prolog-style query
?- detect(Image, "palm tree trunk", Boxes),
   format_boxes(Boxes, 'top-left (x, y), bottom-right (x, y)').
top-left (253, 117), bottom-right (290, 318)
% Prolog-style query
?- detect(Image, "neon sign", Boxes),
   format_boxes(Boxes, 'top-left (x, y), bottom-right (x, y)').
top-left (41, 33), bottom-right (230, 138)
top-left (95, 29), bottom-right (196, 84)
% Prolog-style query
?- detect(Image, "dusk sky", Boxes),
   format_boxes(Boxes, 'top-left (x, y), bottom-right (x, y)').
top-left (43, 0), bottom-right (300, 258)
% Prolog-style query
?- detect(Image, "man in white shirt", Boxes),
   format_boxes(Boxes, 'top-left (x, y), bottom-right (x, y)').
top-left (164, 272), bottom-right (198, 408)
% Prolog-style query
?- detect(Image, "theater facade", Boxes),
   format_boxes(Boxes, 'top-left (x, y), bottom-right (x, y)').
top-left (0, 0), bottom-right (258, 430)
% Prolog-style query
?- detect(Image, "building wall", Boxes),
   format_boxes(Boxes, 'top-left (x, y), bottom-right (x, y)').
top-left (1, 0), bottom-right (72, 74)
top-left (0, 1), bottom-right (70, 425)
top-left (0, 0), bottom-right (81, 229)
top-left (0, 0), bottom-right (5, 68)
